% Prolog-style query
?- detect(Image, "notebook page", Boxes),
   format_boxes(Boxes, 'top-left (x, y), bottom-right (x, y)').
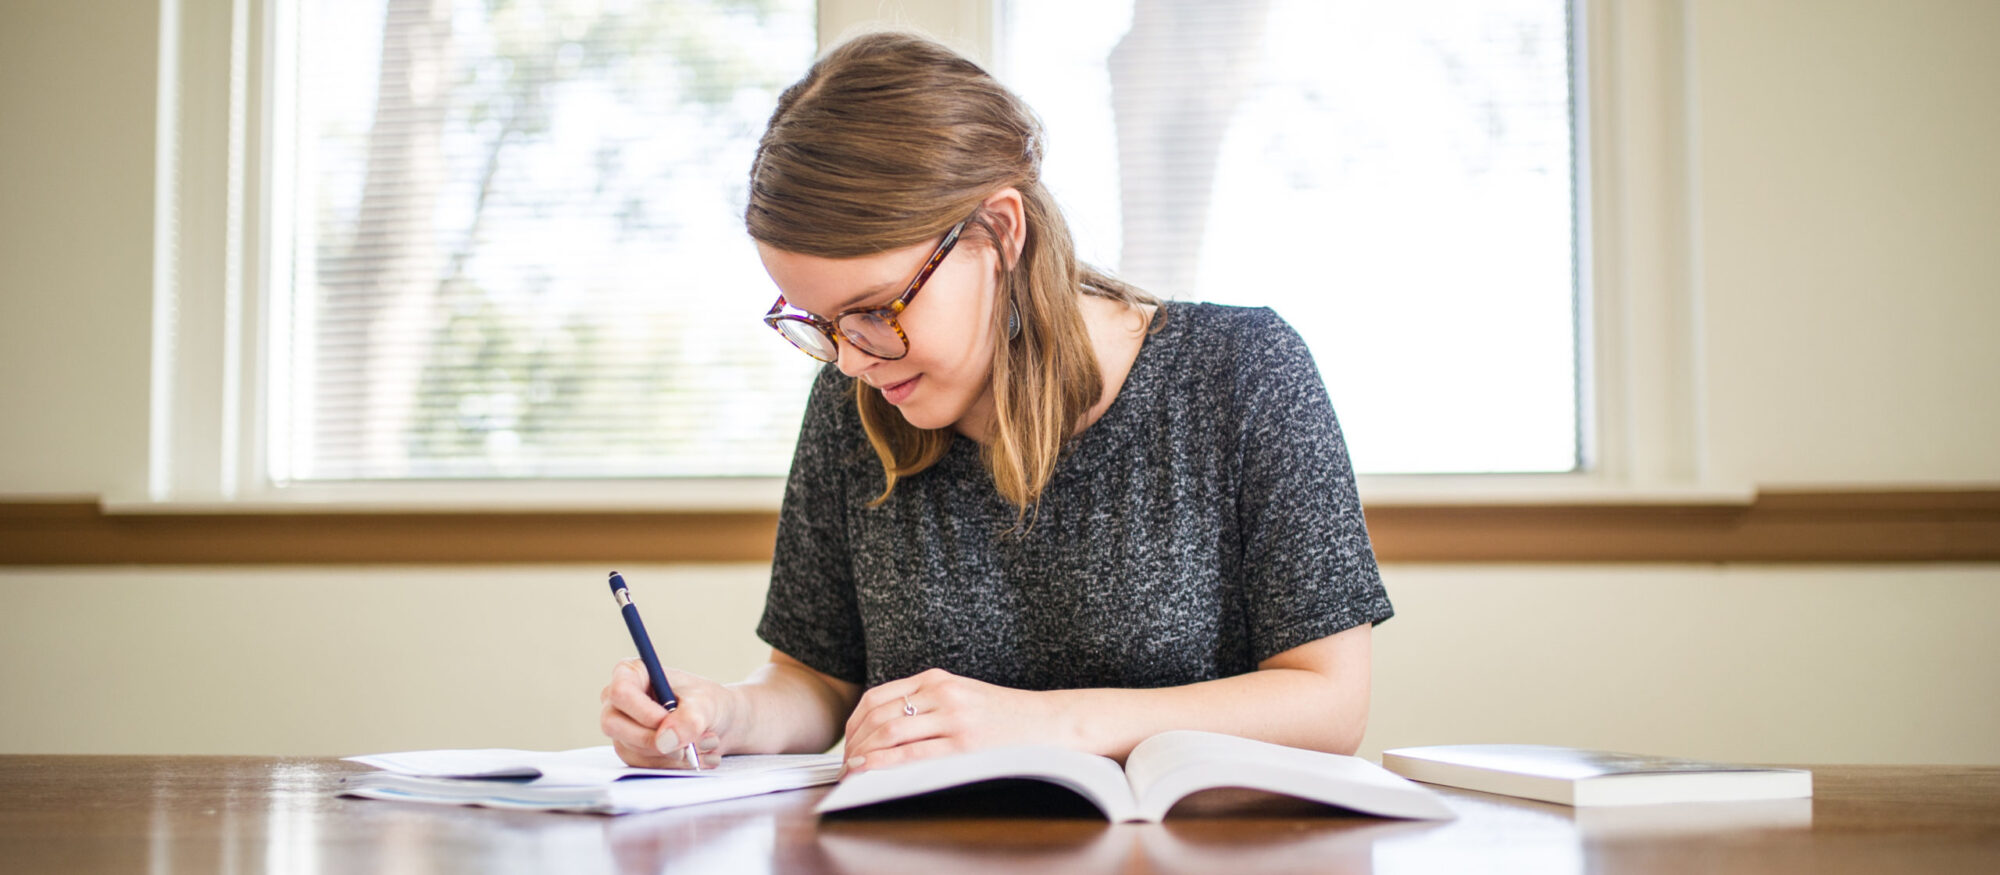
top-left (345, 745), bottom-right (843, 785)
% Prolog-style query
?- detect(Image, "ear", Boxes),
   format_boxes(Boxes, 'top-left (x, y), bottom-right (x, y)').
top-left (980, 187), bottom-right (1028, 269)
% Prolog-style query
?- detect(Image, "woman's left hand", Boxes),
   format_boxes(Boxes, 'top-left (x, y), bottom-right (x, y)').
top-left (841, 668), bottom-right (1074, 775)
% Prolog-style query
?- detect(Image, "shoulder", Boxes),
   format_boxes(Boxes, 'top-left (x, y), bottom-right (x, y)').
top-left (1157, 301), bottom-right (1316, 388)
top-left (1160, 301), bottom-right (1303, 358)
top-left (1160, 299), bottom-right (1290, 337)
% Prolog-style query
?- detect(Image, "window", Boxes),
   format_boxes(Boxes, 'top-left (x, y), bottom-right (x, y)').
top-left (150, 0), bottom-right (1683, 509)
top-left (274, 0), bottom-right (819, 483)
top-left (998, 0), bottom-right (1581, 474)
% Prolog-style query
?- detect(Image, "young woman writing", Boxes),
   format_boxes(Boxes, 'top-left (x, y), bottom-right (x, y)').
top-left (599, 30), bottom-right (1392, 775)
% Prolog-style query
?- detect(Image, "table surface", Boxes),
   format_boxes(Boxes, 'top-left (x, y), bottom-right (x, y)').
top-left (1, 756), bottom-right (1996, 874)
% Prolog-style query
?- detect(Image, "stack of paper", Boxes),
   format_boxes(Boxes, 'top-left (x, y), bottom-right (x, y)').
top-left (339, 745), bottom-right (844, 814)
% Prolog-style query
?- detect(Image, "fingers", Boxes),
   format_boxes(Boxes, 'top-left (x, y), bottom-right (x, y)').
top-left (848, 736), bottom-right (963, 775)
top-left (605, 702), bottom-right (724, 769)
top-left (847, 669), bottom-right (959, 755)
top-left (606, 659), bottom-right (670, 727)
top-left (602, 659), bottom-right (729, 770)
top-left (845, 710), bottom-right (954, 765)
top-left (603, 706), bottom-right (674, 767)
top-left (844, 695), bottom-right (912, 758)
top-left (845, 668), bottom-right (944, 745)
top-left (610, 732), bottom-right (721, 769)
top-left (653, 677), bottom-right (723, 762)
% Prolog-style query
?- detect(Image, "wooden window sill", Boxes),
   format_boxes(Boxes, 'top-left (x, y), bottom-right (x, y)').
top-left (3, 489), bottom-right (1996, 564)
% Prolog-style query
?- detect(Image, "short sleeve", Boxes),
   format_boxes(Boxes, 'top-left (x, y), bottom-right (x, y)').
top-left (1232, 309), bottom-right (1394, 662)
top-left (755, 365), bottom-right (869, 684)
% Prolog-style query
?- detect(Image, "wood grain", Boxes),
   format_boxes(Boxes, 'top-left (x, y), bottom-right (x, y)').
top-left (2, 489), bottom-right (1997, 565)
top-left (0, 756), bottom-right (1993, 874)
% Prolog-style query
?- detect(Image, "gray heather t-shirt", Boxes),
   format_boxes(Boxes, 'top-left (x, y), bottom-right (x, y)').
top-left (756, 300), bottom-right (1392, 691)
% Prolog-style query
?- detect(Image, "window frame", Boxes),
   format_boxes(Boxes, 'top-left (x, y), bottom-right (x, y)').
top-left (119, 0), bottom-right (1736, 515)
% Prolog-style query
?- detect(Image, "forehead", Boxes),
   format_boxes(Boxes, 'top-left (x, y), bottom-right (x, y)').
top-left (756, 238), bottom-right (935, 314)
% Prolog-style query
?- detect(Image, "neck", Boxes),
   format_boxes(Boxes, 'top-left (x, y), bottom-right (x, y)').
top-left (950, 295), bottom-right (1156, 446)
top-left (951, 386), bottom-right (1000, 444)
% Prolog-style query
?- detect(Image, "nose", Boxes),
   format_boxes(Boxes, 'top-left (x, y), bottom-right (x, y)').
top-left (834, 338), bottom-right (883, 378)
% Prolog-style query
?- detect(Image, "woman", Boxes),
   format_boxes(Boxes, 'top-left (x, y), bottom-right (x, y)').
top-left (599, 31), bottom-right (1392, 775)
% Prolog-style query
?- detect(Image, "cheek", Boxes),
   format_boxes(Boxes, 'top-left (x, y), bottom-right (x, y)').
top-left (903, 290), bottom-right (993, 381)
top-left (906, 312), bottom-right (975, 370)
top-left (900, 312), bottom-right (993, 413)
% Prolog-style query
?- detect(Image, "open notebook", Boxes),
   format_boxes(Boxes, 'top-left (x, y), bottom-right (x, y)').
top-left (339, 745), bottom-right (843, 814)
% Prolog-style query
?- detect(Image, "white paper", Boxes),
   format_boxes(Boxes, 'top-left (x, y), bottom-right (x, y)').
top-left (344, 745), bottom-right (842, 786)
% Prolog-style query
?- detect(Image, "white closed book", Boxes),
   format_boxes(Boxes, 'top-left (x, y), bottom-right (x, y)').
top-left (1380, 744), bottom-right (1813, 807)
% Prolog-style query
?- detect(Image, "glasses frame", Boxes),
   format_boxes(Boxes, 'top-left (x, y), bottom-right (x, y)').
top-left (762, 218), bottom-right (970, 363)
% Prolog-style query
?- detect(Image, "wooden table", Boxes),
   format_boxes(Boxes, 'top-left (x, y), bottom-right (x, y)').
top-left (1, 757), bottom-right (1995, 873)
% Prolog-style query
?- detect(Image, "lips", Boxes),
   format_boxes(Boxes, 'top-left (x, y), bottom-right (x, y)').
top-left (879, 375), bottom-right (920, 405)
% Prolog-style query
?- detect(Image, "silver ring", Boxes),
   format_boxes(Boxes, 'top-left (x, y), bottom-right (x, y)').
top-left (902, 695), bottom-right (916, 717)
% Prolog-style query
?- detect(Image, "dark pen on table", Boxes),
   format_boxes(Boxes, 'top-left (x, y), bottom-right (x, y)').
top-left (608, 571), bottom-right (705, 770)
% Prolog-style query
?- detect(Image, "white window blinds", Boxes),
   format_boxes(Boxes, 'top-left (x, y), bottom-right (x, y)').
top-left (277, 0), bottom-right (820, 482)
top-left (999, 0), bottom-right (1581, 474)
top-left (276, 0), bottom-right (1579, 485)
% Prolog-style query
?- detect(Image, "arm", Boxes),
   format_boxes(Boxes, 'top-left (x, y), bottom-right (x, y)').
top-left (841, 623), bottom-right (1373, 772)
top-left (1058, 622), bottom-right (1372, 760)
top-left (725, 649), bottom-right (863, 754)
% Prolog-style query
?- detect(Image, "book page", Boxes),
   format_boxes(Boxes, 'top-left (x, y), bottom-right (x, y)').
top-left (1125, 730), bottom-right (1455, 822)
top-left (813, 744), bottom-right (1139, 820)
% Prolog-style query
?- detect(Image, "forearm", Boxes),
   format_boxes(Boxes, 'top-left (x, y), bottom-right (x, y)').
top-left (1051, 668), bottom-right (1368, 762)
top-left (725, 662), bottom-right (851, 754)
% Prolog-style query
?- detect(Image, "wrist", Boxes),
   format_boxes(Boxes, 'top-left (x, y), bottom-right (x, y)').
top-left (1047, 688), bottom-right (1102, 757)
top-left (719, 681), bottom-right (754, 748)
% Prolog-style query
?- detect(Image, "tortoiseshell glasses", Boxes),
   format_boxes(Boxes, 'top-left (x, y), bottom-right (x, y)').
top-left (762, 219), bottom-right (968, 363)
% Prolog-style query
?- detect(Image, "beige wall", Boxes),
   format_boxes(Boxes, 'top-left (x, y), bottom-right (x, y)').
top-left (1693, 0), bottom-right (2000, 485)
top-left (0, 0), bottom-right (156, 496)
top-left (2, 1), bottom-right (1997, 761)
top-left (3, 563), bottom-right (1996, 763)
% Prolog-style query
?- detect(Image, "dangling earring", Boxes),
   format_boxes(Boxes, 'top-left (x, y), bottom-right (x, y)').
top-left (1007, 303), bottom-right (1021, 340)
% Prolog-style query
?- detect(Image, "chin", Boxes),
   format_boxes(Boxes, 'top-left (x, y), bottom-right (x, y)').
top-left (891, 393), bottom-right (970, 432)
top-left (896, 403), bottom-right (951, 431)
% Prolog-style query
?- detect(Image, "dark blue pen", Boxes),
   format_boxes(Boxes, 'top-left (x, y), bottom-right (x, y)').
top-left (608, 571), bottom-right (704, 769)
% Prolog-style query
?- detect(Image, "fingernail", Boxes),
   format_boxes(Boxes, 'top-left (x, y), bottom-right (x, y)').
top-left (654, 730), bottom-right (680, 756)
top-left (698, 736), bottom-right (719, 752)
top-left (846, 756), bottom-right (864, 770)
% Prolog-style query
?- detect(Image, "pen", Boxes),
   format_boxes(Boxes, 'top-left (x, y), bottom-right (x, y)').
top-left (608, 571), bottom-right (704, 770)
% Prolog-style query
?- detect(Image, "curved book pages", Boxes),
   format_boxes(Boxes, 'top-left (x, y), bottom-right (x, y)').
top-left (814, 730), bottom-right (1456, 822)
top-left (1380, 744), bottom-right (1814, 807)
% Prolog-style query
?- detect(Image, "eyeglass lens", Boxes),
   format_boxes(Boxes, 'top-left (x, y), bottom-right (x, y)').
top-left (837, 312), bottom-right (904, 359)
top-left (776, 318), bottom-right (838, 361)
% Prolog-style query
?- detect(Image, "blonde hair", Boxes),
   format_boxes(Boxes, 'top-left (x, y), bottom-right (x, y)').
top-left (746, 31), bottom-right (1161, 516)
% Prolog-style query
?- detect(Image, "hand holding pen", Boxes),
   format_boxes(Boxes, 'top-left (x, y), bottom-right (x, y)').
top-left (601, 571), bottom-right (712, 769)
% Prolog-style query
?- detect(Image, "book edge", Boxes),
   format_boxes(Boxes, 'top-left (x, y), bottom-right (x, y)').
top-left (810, 745), bottom-right (1137, 821)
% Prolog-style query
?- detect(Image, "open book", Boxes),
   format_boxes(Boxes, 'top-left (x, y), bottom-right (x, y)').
top-left (339, 745), bottom-right (843, 814)
top-left (815, 730), bottom-right (1455, 822)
